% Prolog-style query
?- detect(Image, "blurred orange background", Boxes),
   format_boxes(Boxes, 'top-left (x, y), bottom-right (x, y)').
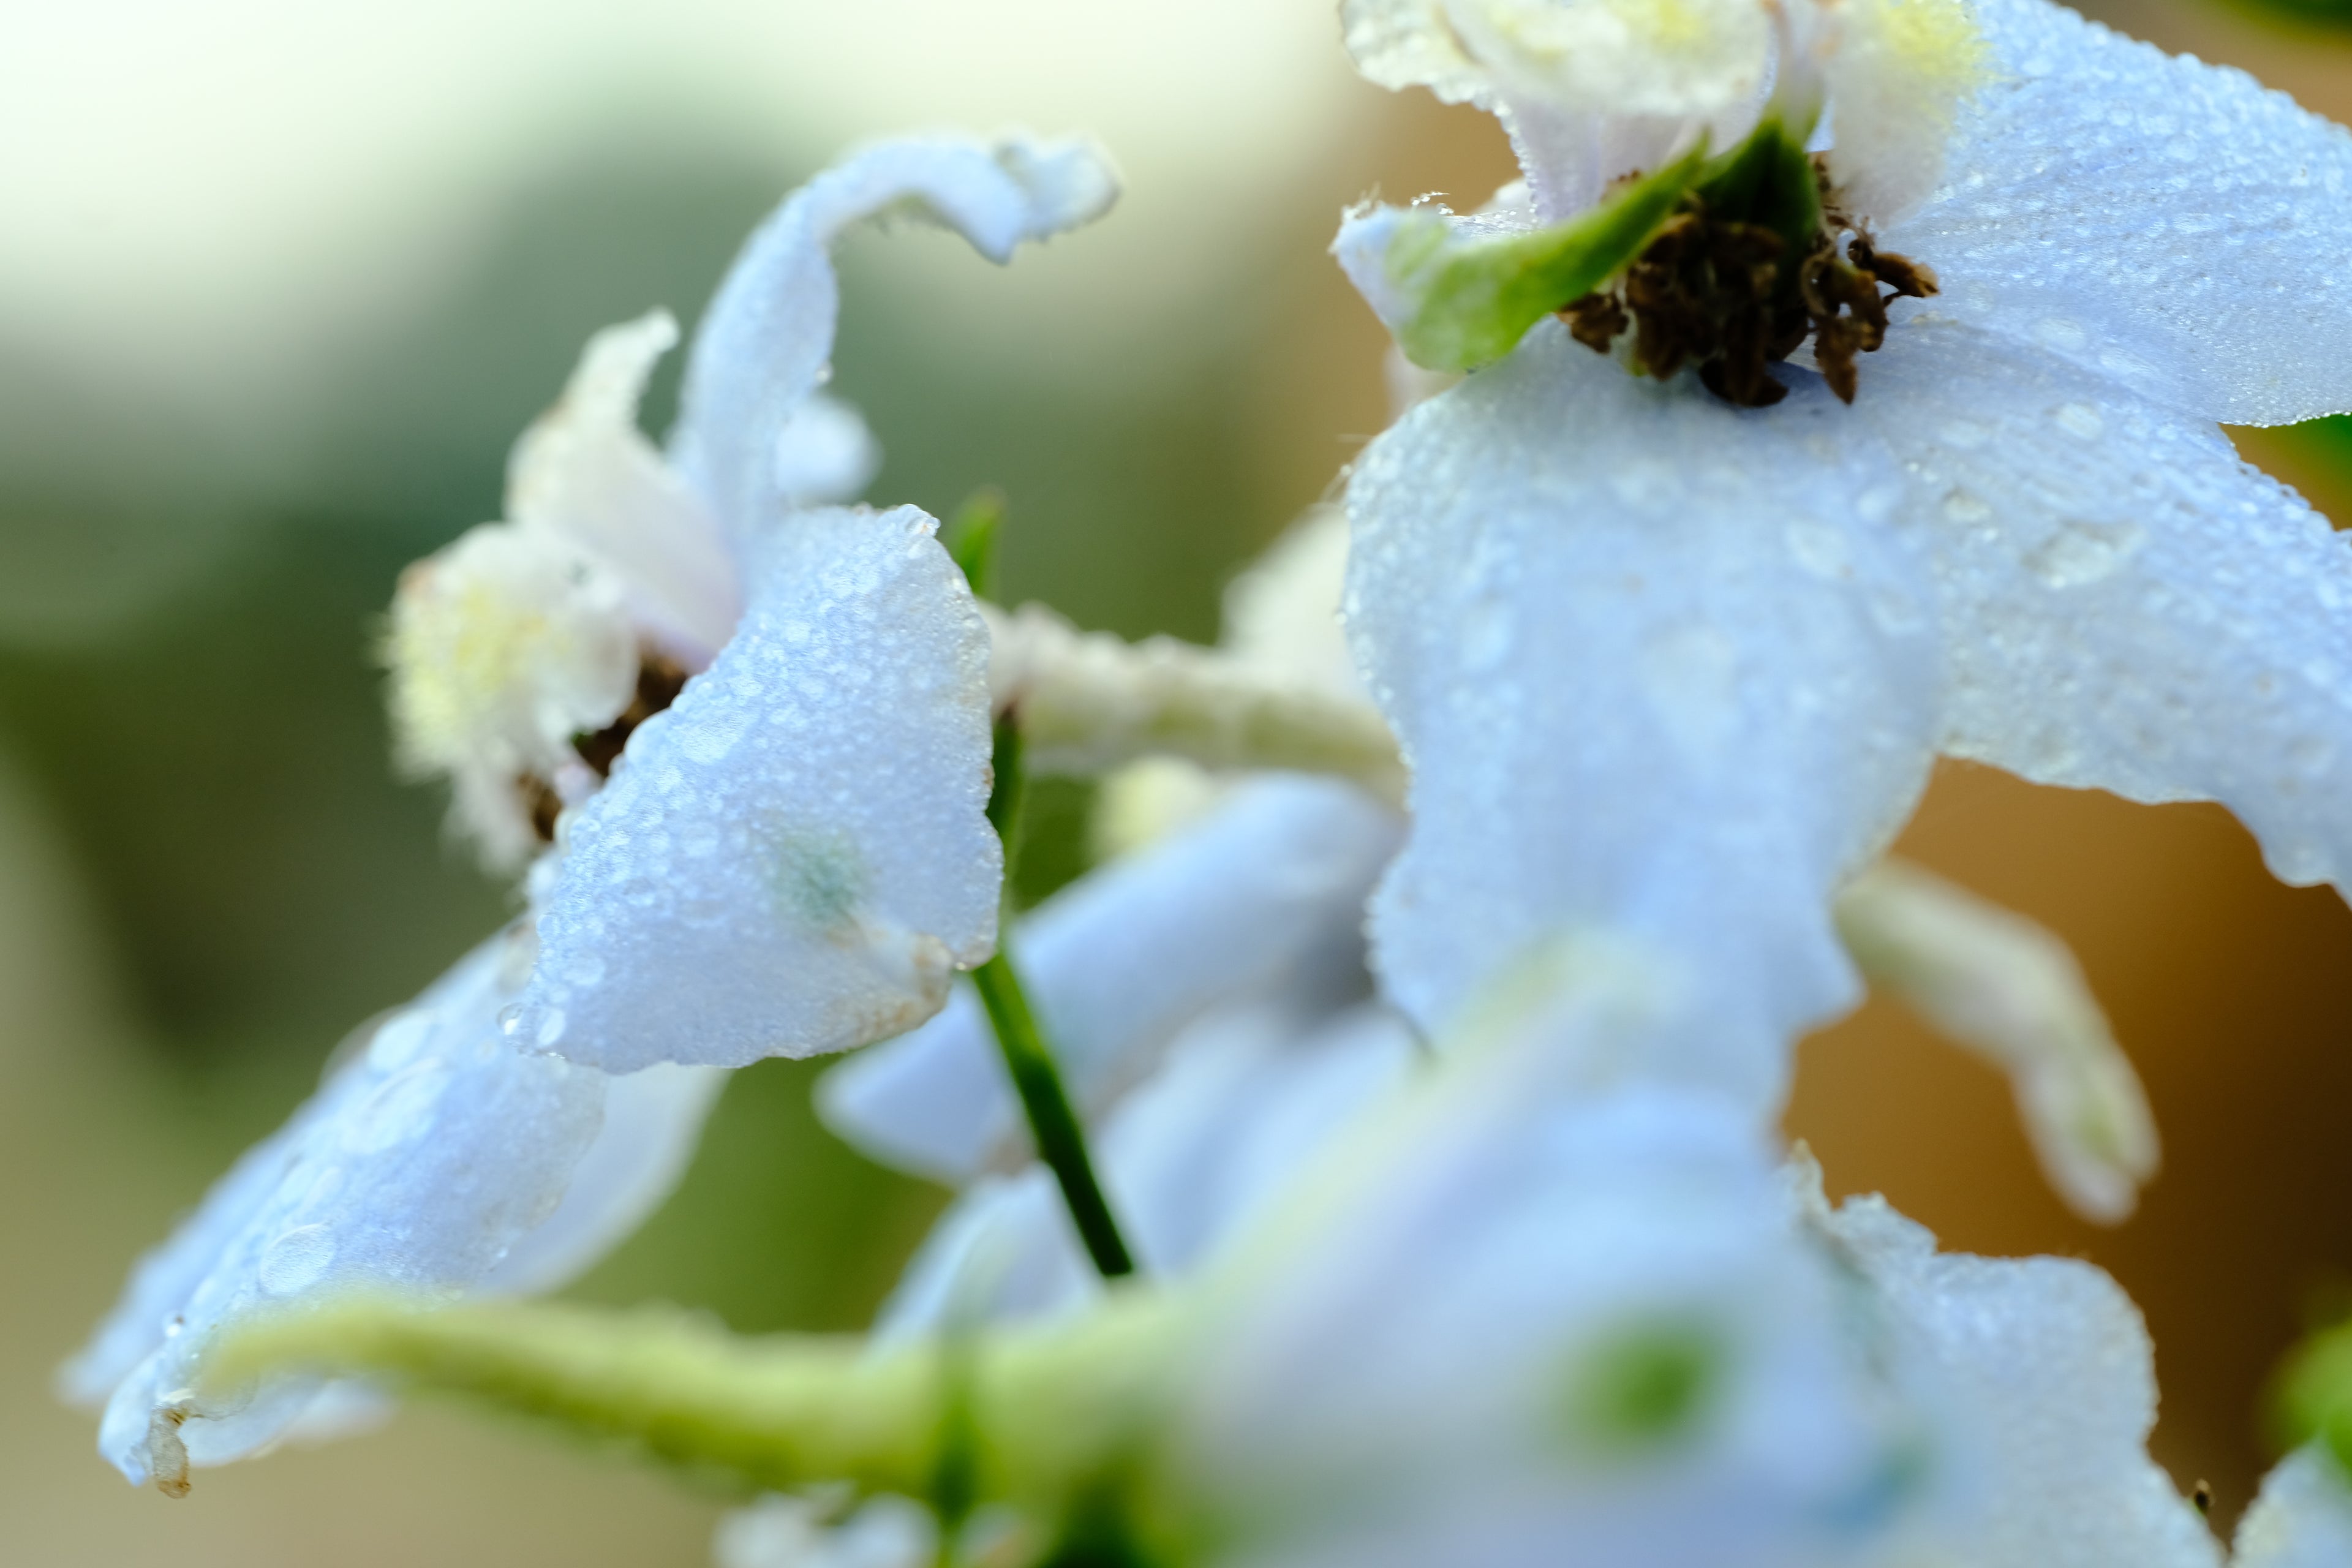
top-left (3, 0), bottom-right (2351, 1560)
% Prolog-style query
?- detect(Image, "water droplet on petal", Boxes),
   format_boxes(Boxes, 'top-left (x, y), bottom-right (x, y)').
top-left (258, 1225), bottom-right (336, 1297)
top-left (2027, 521), bottom-right (2144, 588)
top-left (497, 1005), bottom-right (524, 1036)
top-left (534, 1008), bottom-right (568, 1049)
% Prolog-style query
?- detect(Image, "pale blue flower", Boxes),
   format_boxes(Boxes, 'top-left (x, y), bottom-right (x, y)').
top-left (1336, 0), bottom-right (2352, 1109)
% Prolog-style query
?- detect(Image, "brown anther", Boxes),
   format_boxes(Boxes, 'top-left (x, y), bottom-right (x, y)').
top-left (1564, 161), bottom-right (1940, 409)
top-left (2192, 1481), bottom-right (2214, 1517)
top-left (573, 650), bottom-right (691, 778)
top-left (1847, 235), bottom-right (1939, 300)
top-left (517, 648), bottom-right (694, 843)
top-left (522, 774), bottom-right (565, 843)
top-left (1560, 293), bottom-right (1630, 354)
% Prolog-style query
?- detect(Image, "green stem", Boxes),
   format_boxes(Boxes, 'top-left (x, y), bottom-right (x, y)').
top-left (979, 718), bottom-right (1137, 1280)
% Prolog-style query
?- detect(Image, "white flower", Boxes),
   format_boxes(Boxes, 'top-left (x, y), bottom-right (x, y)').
top-left (59, 925), bottom-right (726, 1491)
top-left (1336, 0), bottom-right (2352, 1109)
top-left (67, 132), bottom-right (1119, 1491)
top-left (397, 132), bottom-right (1117, 1073)
top-left (715, 1491), bottom-right (936, 1568)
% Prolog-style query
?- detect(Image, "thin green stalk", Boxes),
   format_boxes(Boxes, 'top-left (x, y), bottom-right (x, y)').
top-left (979, 718), bottom-right (1137, 1280)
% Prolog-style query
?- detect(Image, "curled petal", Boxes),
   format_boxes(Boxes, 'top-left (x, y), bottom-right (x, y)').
top-left (1343, 326), bottom-right (1940, 1109)
top-left (1835, 859), bottom-right (2157, 1223)
top-left (818, 777), bottom-right (1401, 1184)
top-left (519, 505), bottom-right (1001, 1072)
top-left (1860, 323), bottom-right (2352, 897)
top-left (507, 311), bottom-right (741, 663)
top-left (1883, 0), bottom-right (2352, 424)
top-left (67, 933), bottom-right (614, 1488)
top-left (673, 135), bottom-right (1118, 537)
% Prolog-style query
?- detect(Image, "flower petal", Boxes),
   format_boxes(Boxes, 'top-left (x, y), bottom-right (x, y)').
top-left (671, 135), bottom-right (1117, 538)
top-left (1858, 322), bottom-right (2352, 895)
top-left (1343, 326), bottom-right (1940, 1108)
top-left (72, 932), bottom-right (612, 1488)
top-left (871, 1001), bottom-right (1416, 1340)
top-left (1882, 0), bottom-right (2352, 424)
top-left (507, 311), bottom-right (742, 663)
top-left (477, 1063), bottom-right (728, 1297)
top-left (519, 505), bottom-right (1001, 1072)
top-left (1815, 1189), bottom-right (2220, 1567)
top-left (2234, 1449), bottom-right (2352, 1568)
top-left (817, 776), bottom-right (1400, 1184)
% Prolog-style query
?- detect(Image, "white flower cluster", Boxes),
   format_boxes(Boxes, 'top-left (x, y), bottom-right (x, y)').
top-left (61, 1), bottom-right (2352, 1564)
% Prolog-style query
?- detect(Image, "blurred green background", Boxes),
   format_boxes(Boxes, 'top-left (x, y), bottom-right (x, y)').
top-left (7, 0), bottom-right (2352, 1561)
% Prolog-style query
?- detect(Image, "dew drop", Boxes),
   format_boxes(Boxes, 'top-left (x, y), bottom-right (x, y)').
top-left (2027, 521), bottom-right (2144, 588)
top-left (2053, 402), bottom-right (2105, 440)
top-left (345, 1065), bottom-right (447, 1155)
top-left (1942, 491), bottom-right (1992, 524)
top-left (258, 1225), bottom-right (336, 1297)
top-left (497, 1005), bottom-right (524, 1037)
top-left (366, 1011), bottom-right (434, 1072)
top-left (535, 1008), bottom-right (568, 1049)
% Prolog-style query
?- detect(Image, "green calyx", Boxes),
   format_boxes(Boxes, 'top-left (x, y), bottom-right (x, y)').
top-left (1387, 141), bottom-right (1709, 373)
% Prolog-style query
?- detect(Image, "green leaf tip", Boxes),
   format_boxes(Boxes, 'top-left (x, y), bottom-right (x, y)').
top-left (944, 488), bottom-right (1008, 603)
top-left (2272, 1317), bottom-right (2352, 1471)
top-left (1387, 141), bottom-right (1708, 373)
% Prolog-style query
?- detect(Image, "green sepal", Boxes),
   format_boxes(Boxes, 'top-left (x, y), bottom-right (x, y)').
top-left (1691, 118), bottom-right (1822, 293)
top-left (1388, 140), bottom-right (1707, 373)
top-left (943, 487), bottom-right (1008, 603)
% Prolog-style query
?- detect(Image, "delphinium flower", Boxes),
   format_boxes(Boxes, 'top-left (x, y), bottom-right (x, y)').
top-left (209, 944), bottom-right (2217, 1567)
top-left (64, 131), bottom-right (1121, 1492)
top-left (1333, 0), bottom-right (2352, 1115)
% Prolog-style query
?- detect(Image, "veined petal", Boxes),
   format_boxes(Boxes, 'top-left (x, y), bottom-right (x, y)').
top-left (1858, 322), bottom-right (2352, 896)
top-left (69, 932), bottom-right (612, 1490)
top-left (507, 312), bottom-right (742, 663)
top-left (1812, 1188), bottom-right (2220, 1566)
top-left (2233, 1449), bottom-right (2352, 1568)
top-left (817, 777), bottom-right (1400, 1184)
top-left (1883, 0), bottom-right (2352, 425)
top-left (518, 505), bottom-right (1000, 1072)
top-left (672, 135), bottom-right (1118, 538)
top-left (1343, 325), bottom-right (1940, 1108)
top-left (872, 1002), bottom-right (1416, 1341)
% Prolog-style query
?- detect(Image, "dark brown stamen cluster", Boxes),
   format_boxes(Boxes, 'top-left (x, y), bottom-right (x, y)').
top-left (521, 650), bottom-right (691, 842)
top-left (1559, 168), bottom-right (1937, 409)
